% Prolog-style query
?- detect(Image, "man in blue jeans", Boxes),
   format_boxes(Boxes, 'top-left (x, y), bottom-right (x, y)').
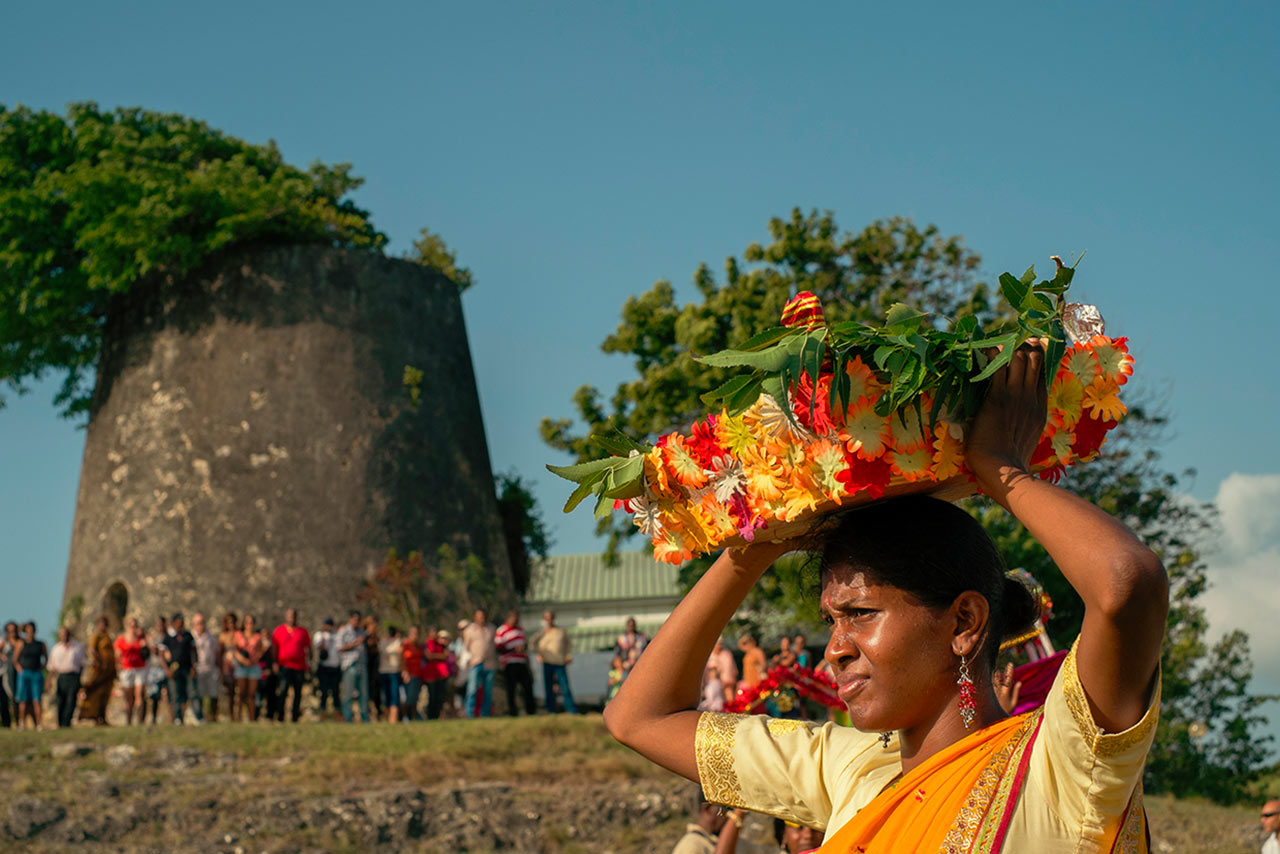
top-left (460, 608), bottom-right (497, 717)
top-left (532, 610), bottom-right (577, 714)
top-left (334, 610), bottom-right (370, 723)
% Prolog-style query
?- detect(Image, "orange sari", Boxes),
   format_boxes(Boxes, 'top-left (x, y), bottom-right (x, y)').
top-left (816, 712), bottom-right (1043, 854)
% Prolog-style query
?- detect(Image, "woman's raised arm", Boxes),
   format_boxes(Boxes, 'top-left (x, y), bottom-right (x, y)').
top-left (967, 344), bottom-right (1168, 733)
top-left (602, 540), bottom-right (790, 780)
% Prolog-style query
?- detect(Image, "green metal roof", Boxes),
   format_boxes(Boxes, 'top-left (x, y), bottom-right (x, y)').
top-left (526, 551), bottom-right (684, 605)
top-left (567, 620), bottom-right (667, 654)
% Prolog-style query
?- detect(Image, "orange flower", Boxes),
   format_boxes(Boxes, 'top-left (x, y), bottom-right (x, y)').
top-left (663, 435), bottom-right (708, 488)
top-left (1063, 343), bottom-right (1100, 386)
top-left (931, 422), bottom-right (965, 481)
top-left (889, 402), bottom-right (929, 453)
top-left (739, 445), bottom-right (788, 503)
top-left (841, 399), bottom-right (891, 461)
top-left (1083, 378), bottom-right (1126, 421)
top-left (844, 355), bottom-right (885, 405)
top-left (694, 493), bottom-right (739, 543)
top-left (1091, 336), bottom-right (1134, 386)
top-left (653, 529), bottom-right (694, 565)
top-left (809, 439), bottom-right (852, 502)
top-left (1047, 372), bottom-right (1085, 431)
top-left (643, 448), bottom-right (679, 500)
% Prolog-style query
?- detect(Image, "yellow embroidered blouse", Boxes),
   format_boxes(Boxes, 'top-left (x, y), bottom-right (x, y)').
top-left (695, 640), bottom-right (1159, 853)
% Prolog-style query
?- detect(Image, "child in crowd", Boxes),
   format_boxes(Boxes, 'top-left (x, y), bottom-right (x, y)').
top-left (606, 654), bottom-right (625, 703)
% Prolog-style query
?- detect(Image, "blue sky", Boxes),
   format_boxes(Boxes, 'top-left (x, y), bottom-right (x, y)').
top-left (2, 1), bottom-right (1278, 722)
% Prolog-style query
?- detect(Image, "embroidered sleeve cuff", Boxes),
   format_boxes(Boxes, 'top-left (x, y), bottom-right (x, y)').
top-left (1061, 638), bottom-right (1161, 759)
top-left (695, 712), bottom-right (748, 807)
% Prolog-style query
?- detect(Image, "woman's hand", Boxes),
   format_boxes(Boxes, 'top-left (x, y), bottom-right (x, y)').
top-left (966, 341), bottom-right (1048, 500)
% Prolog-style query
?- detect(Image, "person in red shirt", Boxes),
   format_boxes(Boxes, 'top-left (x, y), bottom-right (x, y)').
top-left (113, 617), bottom-right (148, 725)
top-left (401, 626), bottom-right (425, 721)
top-left (422, 629), bottom-right (451, 720)
top-left (270, 609), bottom-right (311, 723)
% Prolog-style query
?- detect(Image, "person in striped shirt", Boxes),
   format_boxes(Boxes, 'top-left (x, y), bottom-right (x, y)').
top-left (495, 611), bottom-right (536, 716)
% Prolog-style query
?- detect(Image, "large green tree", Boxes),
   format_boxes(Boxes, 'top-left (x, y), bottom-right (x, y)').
top-left (0, 102), bottom-right (386, 419)
top-left (543, 209), bottom-right (1273, 801)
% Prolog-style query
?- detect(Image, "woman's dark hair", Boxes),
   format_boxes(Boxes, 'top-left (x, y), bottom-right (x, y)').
top-left (818, 495), bottom-right (1039, 664)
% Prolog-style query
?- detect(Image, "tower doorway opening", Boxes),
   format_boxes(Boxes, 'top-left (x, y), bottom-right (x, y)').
top-left (102, 582), bottom-right (128, 634)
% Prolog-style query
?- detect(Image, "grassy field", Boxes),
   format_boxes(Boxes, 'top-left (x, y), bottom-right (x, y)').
top-left (0, 716), bottom-right (1271, 853)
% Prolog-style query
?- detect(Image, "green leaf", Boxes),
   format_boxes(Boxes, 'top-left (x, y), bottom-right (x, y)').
top-left (999, 272), bottom-right (1031, 313)
top-left (761, 374), bottom-right (790, 415)
top-left (1043, 323), bottom-right (1066, 391)
top-left (1019, 265), bottom-right (1037, 286)
top-left (546, 456), bottom-right (624, 482)
top-left (696, 340), bottom-right (792, 372)
top-left (951, 315), bottom-right (978, 337)
top-left (884, 303), bottom-right (927, 332)
top-left (1026, 292), bottom-right (1054, 314)
top-left (726, 376), bottom-right (765, 413)
top-left (591, 429), bottom-right (650, 457)
top-left (738, 325), bottom-right (794, 352)
top-left (701, 375), bottom-right (755, 408)
top-left (970, 338), bottom-right (1017, 382)
top-left (562, 477), bottom-right (599, 513)
top-left (601, 455), bottom-right (645, 498)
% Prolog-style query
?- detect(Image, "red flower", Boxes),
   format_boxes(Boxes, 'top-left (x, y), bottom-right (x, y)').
top-left (687, 415), bottom-right (728, 468)
top-left (841, 454), bottom-right (893, 499)
top-left (1073, 415), bottom-right (1117, 461)
top-left (792, 372), bottom-right (839, 435)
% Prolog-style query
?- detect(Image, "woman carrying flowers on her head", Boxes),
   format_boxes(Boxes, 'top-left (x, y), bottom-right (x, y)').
top-left (603, 343), bottom-right (1167, 853)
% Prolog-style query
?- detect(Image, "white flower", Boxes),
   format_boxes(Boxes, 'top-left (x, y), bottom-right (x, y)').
top-left (630, 495), bottom-right (663, 537)
top-left (710, 457), bottom-right (746, 503)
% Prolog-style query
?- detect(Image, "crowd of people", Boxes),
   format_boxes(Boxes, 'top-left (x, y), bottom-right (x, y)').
top-left (0, 605), bottom-right (586, 729)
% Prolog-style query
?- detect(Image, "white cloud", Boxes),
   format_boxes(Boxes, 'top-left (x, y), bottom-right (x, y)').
top-left (1200, 473), bottom-right (1280, 720)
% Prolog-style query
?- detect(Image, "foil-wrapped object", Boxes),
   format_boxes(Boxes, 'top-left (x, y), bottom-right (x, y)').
top-left (1062, 303), bottom-right (1105, 345)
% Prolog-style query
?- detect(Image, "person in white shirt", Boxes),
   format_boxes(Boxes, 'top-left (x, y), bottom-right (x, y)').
top-left (1261, 799), bottom-right (1280, 854)
top-left (190, 613), bottom-right (221, 723)
top-left (312, 617), bottom-right (341, 720)
top-left (48, 626), bottom-right (85, 729)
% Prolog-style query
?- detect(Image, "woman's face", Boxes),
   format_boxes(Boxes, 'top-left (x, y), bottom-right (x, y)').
top-left (820, 566), bottom-right (959, 733)
top-left (782, 824), bottom-right (824, 854)
top-left (244, 616), bottom-right (256, 633)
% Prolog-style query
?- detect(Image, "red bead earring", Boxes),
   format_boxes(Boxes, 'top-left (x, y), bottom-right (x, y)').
top-left (957, 654), bottom-right (977, 729)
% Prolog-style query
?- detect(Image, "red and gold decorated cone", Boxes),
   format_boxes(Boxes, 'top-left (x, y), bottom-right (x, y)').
top-left (781, 291), bottom-right (826, 329)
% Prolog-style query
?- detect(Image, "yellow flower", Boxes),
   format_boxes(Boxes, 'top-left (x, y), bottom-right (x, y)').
top-left (1047, 373), bottom-right (1084, 431)
top-left (716, 411), bottom-right (756, 457)
top-left (779, 486), bottom-right (823, 522)
top-left (1083, 378), bottom-right (1126, 421)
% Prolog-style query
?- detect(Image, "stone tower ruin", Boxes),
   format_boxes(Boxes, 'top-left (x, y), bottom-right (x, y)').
top-left (61, 245), bottom-right (513, 634)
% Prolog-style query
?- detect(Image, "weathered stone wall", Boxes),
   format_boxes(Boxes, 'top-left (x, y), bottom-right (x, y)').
top-left (62, 245), bottom-right (513, 633)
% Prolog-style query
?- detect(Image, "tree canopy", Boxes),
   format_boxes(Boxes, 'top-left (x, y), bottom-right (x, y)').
top-left (0, 102), bottom-right (386, 418)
